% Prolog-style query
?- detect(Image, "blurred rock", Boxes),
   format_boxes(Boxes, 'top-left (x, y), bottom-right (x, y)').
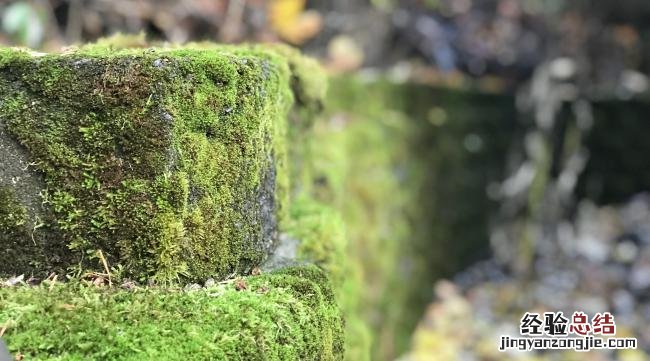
top-left (406, 193), bottom-right (650, 359)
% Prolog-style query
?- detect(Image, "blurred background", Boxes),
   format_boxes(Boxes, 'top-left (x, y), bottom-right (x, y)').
top-left (3, 0), bottom-right (650, 91)
top-left (1, 1), bottom-right (649, 360)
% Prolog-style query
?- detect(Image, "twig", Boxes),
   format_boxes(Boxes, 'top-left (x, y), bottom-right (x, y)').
top-left (48, 274), bottom-right (58, 291)
top-left (30, 217), bottom-right (44, 246)
top-left (97, 250), bottom-right (112, 287)
top-left (217, 271), bottom-right (239, 284)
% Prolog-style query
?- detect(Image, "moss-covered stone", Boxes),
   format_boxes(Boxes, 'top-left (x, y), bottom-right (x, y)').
top-left (0, 36), bottom-right (353, 360)
top-left (302, 76), bottom-right (517, 359)
top-left (0, 46), bottom-right (317, 282)
top-left (0, 265), bottom-right (344, 360)
top-left (285, 197), bottom-right (371, 360)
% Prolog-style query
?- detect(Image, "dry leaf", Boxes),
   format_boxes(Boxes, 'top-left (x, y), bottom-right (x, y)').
top-left (92, 276), bottom-right (105, 287)
top-left (234, 278), bottom-right (247, 291)
top-left (269, 0), bottom-right (322, 45)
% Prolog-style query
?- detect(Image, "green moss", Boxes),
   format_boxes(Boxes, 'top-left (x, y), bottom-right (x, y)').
top-left (0, 38), bottom-right (353, 360)
top-left (0, 41), bottom-right (351, 360)
top-left (292, 76), bottom-right (416, 359)
top-left (301, 76), bottom-right (517, 359)
top-left (284, 197), bottom-right (370, 360)
top-left (287, 198), bottom-right (346, 288)
top-left (0, 45), bottom-right (321, 282)
top-left (0, 265), bottom-right (344, 360)
top-left (265, 45), bottom-right (327, 115)
top-left (179, 43), bottom-right (327, 116)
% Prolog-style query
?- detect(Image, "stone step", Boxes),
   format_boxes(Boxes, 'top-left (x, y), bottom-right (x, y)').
top-left (0, 45), bottom-right (321, 283)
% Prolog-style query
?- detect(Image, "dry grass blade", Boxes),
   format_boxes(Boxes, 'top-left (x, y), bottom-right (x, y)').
top-left (97, 249), bottom-right (112, 287)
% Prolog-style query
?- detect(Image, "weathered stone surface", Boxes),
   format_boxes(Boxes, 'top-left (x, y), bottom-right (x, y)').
top-left (0, 41), bottom-right (344, 361)
top-left (0, 46), bottom-right (309, 282)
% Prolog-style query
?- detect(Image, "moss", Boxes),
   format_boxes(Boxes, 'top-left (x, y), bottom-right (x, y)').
top-left (265, 44), bottom-right (327, 115)
top-left (287, 198), bottom-right (346, 288)
top-left (302, 76), bottom-right (517, 359)
top-left (0, 45), bottom-right (323, 283)
top-left (295, 76), bottom-right (417, 359)
top-left (283, 196), bottom-right (371, 360)
top-left (179, 42), bottom-right (327, 116)
top-left (0, 38), bottom-right (353, 360)
top-left (0, 265), bottom-right (344, 360)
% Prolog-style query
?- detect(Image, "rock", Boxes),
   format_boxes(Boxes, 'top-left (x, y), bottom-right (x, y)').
top-left (183, 283), bottom-right (202, 292)
top-left (2, 274), bottom-right (23, 287)
top-left (261, 233), bottom-right (302, 272)
top-left (0, 340), bottom-right (11, 361)
top-left (0, 45), bottom-right (318, 282)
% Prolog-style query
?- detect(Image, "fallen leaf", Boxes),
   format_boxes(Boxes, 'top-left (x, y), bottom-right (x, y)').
top-left (269, 0), bottom-right (322, 44)
top-left (92, 276), bottom-right (105, 287)
top-left (234, 278), bottom-right (247, 291)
